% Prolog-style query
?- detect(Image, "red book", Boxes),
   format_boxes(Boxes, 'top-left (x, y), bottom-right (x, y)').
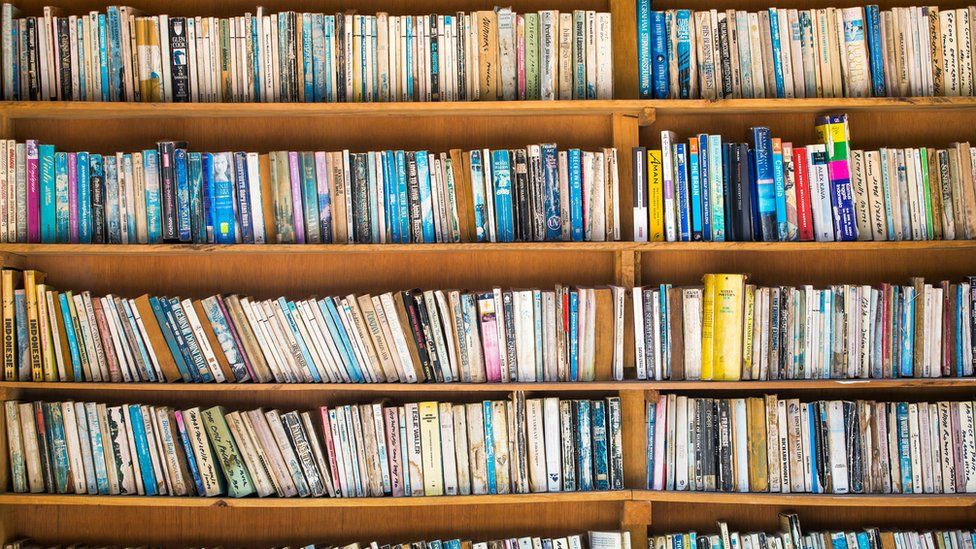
top-left (792, 147), bottom-right (814, 241)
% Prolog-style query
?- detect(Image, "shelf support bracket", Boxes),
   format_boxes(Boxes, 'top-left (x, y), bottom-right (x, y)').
top-left (621, 500), bottom-right (652, 549)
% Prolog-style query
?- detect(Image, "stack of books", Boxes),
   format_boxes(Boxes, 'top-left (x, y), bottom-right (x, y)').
top-left (4, 392), bottom-right (626, 496)
top-left (0, 4), bottom-right (614, 102)
top-left (0, 140), bottom-right (621, 244)
top-left (633, 274), bottom-right (976, 381)
top-left (4, 531), bottom-right (633, 549)
top-left (1, 269), bottom-right (627, 383)
top-left (645, 393), bottom-right (976, 493)
top-left (650, 515), bottom-right (975, 549)
top-left (632, 114), bottom-right (976, 242)
top-left (637, 3), bottom-right (976, 99)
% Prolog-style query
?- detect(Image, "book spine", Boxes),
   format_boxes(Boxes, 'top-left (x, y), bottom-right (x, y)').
top-left (637, 0), bottom-right (652, 98)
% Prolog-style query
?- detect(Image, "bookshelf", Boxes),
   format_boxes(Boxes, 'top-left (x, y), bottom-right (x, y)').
top-left (1, 0), bottom-right (976, 546)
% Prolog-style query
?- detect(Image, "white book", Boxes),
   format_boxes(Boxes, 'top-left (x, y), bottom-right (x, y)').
top-left (826, 401), bottom-right (849, 494)
top-left (3, 402), bottom-right (26, 493)
top-left (226, 410), bottom-right (274, 497)
top-left (633, 287), bottom-right (647, 380)
top-left (266, 409), bottom-right (311, 497)
top-left (660, 130), bottom-right (678, 241)
top-left (465, 402), bottom-right (488, 495)
top-left (438, 402), bottom-right (459, 495)
top-left (452, 404), bottom-right (471, 495)
top-left (20, 403), bottom-right (45, 493)
top-left (595, 12), bottom-right (612, 99)
top-left (961, 402), bottom-right (976, 492)
top-left (941, 10), bottom-right (960, 95)
top-left (60, 401), bottom-right (87, 494)
top-left (404, 402), bottom-right (425, 496)
top-left (683, 288), bottom-right (703, 380)
top-left (674, 395), bottom-right (689, 490)
top-left (937, 402), bottom-right (956, 493)
top-left (180, 298), bottom-right (225, 382)
top-left (908, 403), bottom-right (923, 493)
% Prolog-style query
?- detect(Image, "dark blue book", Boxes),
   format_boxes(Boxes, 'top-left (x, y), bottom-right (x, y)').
top-left (541, 144), bottom-right (561, 241)
top-left (188, 152), bottom-right (206, 244)
top-left (575, 400), bottom-right (593, 491)
top-left (168, 297), bottom-right (213, 382)
top-left (491, 150), bottom-right (515, 242)
top-left (751, 127), bottom-right (778, 241)
top-left (674, 143), bottom-right (691, 241)
top-left (650, 10), bottom-right (668, 99)
top-left (201, 153), bottom-right (215, 243)
top-left (234, 152), bottom-right (255, 243)
top-left (865, 6), bottom-right (886, 97)
top-left (748, 148), bottom-right (762, 239)
top-left (174, 146), bottom-right (192, 242)
top-left (722, 143), bottom-right (737, 240)
top-left (174, 410), bottom-right (206, 495)
top-left (637, 0), bottom-right (652, 98)
top-left (127, 405), bottom-right (159, 495)
top-left (155, 297), bottom-right (199, 382)
top-left (591, 400), bottom-right (610, 490)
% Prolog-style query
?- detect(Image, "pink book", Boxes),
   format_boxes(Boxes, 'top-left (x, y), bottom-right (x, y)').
top-left (478, 294), bottom-right (501, 382)
top-left (26, 140), bottom-right (40, 243)
top-left (384, 406), bottom-right (404, 497)
top-left (652, 394), bottom-right (667, 490)
top-left (68, 152), bottom-right (79, 243)
top-left (287, 151), bottom-right (306, 244)
top-left (516, 15), bottom-right (526, 100)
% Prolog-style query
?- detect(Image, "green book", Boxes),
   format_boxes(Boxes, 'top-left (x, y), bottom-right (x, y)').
top-left (919, 148), bottom-right (934, 239)
top-left (525, 14), bottom-right (541, 100)
top-left (201, 406), bottom-right (255, 498)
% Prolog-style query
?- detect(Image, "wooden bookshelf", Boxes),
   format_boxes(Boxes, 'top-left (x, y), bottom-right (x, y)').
top-left (2, 0), bottom-right (976, 546)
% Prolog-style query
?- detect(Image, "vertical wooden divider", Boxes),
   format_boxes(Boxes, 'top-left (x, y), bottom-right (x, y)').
top-left (619, 388), bottom-right (650, 549)
top-left (607, 0), bottom-right (638, 99)
top-left (612, 113), bottom-right (640, 243)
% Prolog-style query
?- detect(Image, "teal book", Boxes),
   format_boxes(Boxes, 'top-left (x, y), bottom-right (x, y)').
top-left (54, 152), bottom-right (70, 243)
top-left (200, 406), bottom-right (255, 497)
top-left (707, 135), bottom-right (725, 241)
top-left (300, 152), bottom-right (321, 244)
top-left (39, 144), bottom-right (56, 243)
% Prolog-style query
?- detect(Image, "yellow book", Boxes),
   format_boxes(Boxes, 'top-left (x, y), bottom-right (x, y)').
top-left (136, 17), bottom-right (149, 101)
top-left (35, 284), bottom-right (57, 381)
top-left (647, 149), bottom-right (665, 242)
top-left (352, 15), bottom-right (363, 102)
top-left (741, 284), bottom-right (756, 380)
top-left (711, 274), bottom-right (746, 381)
top-left (22, 270), bottom-right (46, 382)
top-left (1, 269), bottom-right (19, 380)
top-left (417, 401), bottom-right (443, 496)
top-left (700, 274), bottom-right (715, 380)
top-left (476, 11), bottom-right (500, 100)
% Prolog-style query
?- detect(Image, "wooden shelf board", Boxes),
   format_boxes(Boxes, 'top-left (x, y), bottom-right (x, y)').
top-left (1, 379), bottom-right (972, 395)
top-left (632, 490), bottom-right (976, 507)
top-left (1, 240), bottom-right (974, 257)
top-left (0, 100), bottom-right (649, 120)
top-left (647, 96), bottom-right (976, 115)
top-left (0, 491), bottom-right (631, 508)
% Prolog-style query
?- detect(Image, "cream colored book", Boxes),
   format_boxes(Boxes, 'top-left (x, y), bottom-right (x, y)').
top-left (417, 401), bottom-right (443, 496)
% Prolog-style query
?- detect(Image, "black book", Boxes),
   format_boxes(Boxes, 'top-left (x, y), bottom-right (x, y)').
top-left (813, 401), bottom-right (830, 492)
top-left (717, 398), bottom-right (733, 492)
top-left (513, 149), bottom-right (530, 241)
top-left (778, 286), bottom-right (790, 379)
top-left (56, 17), bottom-right (71, 100)
top-left (693, 397), bottom-right (704, 489)
top-left (429, 15), bottom-right (439, 101)
top-left (456, 12), bottom-right (467, 101)
top-left (411, 291), bottom-right (443, 382)
top-left (704, 397), bottom-right (716, 491)
top-left (157, 141), bottom-right (180, 242)
top-left (716, 15), bottom-right (733, 98)
top-left (735, 143), bottom-right (755, 241)
top-left (406, 153), bottom-right (422, 242)
top-left (353, 153), bottom-right (370, 243)
top-left (89, 155), bottom-right (106, 244)
top-left (747, 147), bottom-right (762, 240)
top-left (845, 401), bottom-right (864, 493)
top-left (502, 290), bottom-right (518, 380)
top-left (335, 13), bottom-right (346, 102)
top-left (24, 18), bottom-right (39, 100)
top-left (566, 399), bottom-right (579, 490)
top-left (168, 17), bottom-right (190, 102)
top-left (722, 143), bottom-right (737, 241)
top-left (768, 287), bottom-right (781, 379)
top-left (400, 290), bottom-right (435, 382)
top-left (632, 146), bottom-right (647, 241)
top-left (529, 147), bottom-right (546, 241)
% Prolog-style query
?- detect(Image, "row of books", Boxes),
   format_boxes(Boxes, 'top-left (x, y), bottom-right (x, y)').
top-left (633, 274), bottom-right (976, 381)
top-left (0, 4), bottom-right (613, 103)
top-left (3, 531), bottom-right (633, 549)
top-left (651, 516), bottom-right (974, 549)
top-left (632, 114), bottom-right (976, 242)
top-left (1, 269), bottom-right (627, 383)
top-left (0, 140), bottom-right (622, 245)
top-left (4, 393), bottom-right (626, 496)
top-left (637, 4), bottom-right (976, 99)
top-left (645, 394), bottom-right (976, 493)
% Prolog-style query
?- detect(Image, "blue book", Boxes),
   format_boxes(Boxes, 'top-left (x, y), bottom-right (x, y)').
top-left (39, 144), bottom-right (56, 243)
top-left (575, 400), bottom-right (593, 490)
top-left (689, 139), bottom-right (703, 240)
top-left (674, 534), bottom-right (684, 549)
top-left (651, 11), bottom-right (669, 99)
top-left (317, 154), bottom-right (333, 243)
top-left (831, 533), bottom-right (848, 549)
top-left (201, 153), bottom-right (215, 242)
top-left (281, 298), bottom-right (321, 382)
top-left (405, 17), bottom-right (415, 99)
top-left (212, 152), bottom-right (236, 244)
top-left (699, 135), bottom-right (711, 240)
top-left (809, 404), bottom-right (820, 493)
top-left (317, 298), bottom-right (365, 383)
top-left (482, 400), bottom-right (497, 494)
top-left (84, 403), bottom-right (110, 494)
top-left (541, 144), bottom-right (561, 241)
top-left (768, 9), bottom-right (786, 97)
top-left (298, 152), bottom-right (318, 244)
top-left (234, 152), bottom-right (254, 244)
top-left (251, 16), bottom-right (262, 100)
top-left (152, 297), bottom-right (197, 382)
top-left (708, 134), bottom-right (725, 241)
top-left (569, 290), bottom-right (579, 380)
top-left (127, 405), bottom-right (159, 495)
top-left (77, 152), bottom-right (92, 242)
top-left (45, 404), bottom-right (69, 493)
top-left (748, 148), bottom-right (763, 239)
top-left (896, 402), bottom-right (912, 492)
top-left (54, 152), bottom-right (69, 243)
top-left (97, 14), bottom-right (109, 100)
top-left (676, 11), bottom-right (694, 98)
top-left (106, 7), bottom-right (124, 100)
top-left (591, 400), bottom-right (609, 490)
top-left (901, 288), bottom-right (915, 377)
top-left (855, 532), bottom-right (871, 549)
top-left (636, 0), bottom-right (652, 98)
top-left (395, 150), bottom-right (410, 242)
top-left (416, 151), bottom-right (436, 242)
top-left (674, 143), bottom-right (691, 241)
top-left (143, 151), bottom-right (163, 243)
top-left (188, 152), bottom-right (206, 244)
top-left (568, 149), bottom-right (583, 241)
top-left (751, 128), bottom-right (778, 240)
top-left (384, 152), bottom-right (400, 244)
top-left (491, 150), bottom-right (515, 242)
top-left (428, 541), bottom-right (443, 549)
top-left (174, 410), bottom-right (206, 496)
top-left (469, 150), bottom-right (488, 242)
top-left (174, 148), bottom-right (192, 242)
top-left (58, 293), bottom-right (83, 381)
top-left (645, 401), bottom-right (656, 488)
top-left (168, 297), bottom-right (212, 383)
top-left (865, 6), bottom-right (886, 97)
top-left (303, 15), bottom-right (314, 102)
top-left (659, 285), bottom-right (671, 367)
top-left (323, 17), bottom-right (335, 101)
top-left (771, 140), bottom-right (789, 240)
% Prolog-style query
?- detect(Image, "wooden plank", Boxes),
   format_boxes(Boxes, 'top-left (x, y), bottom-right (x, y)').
top-left (612, 114), bottom-right (640, 241)
top-left (619, 390), bottom-right (647, 490)
top-left (621, 500), bottom-right (652, 549)
top-left (632, 491), bottom-right (976, 507)
top-left (608, 0), bottom-right (638, 99)
top-left (646, 96), bottom-right (976, 114)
